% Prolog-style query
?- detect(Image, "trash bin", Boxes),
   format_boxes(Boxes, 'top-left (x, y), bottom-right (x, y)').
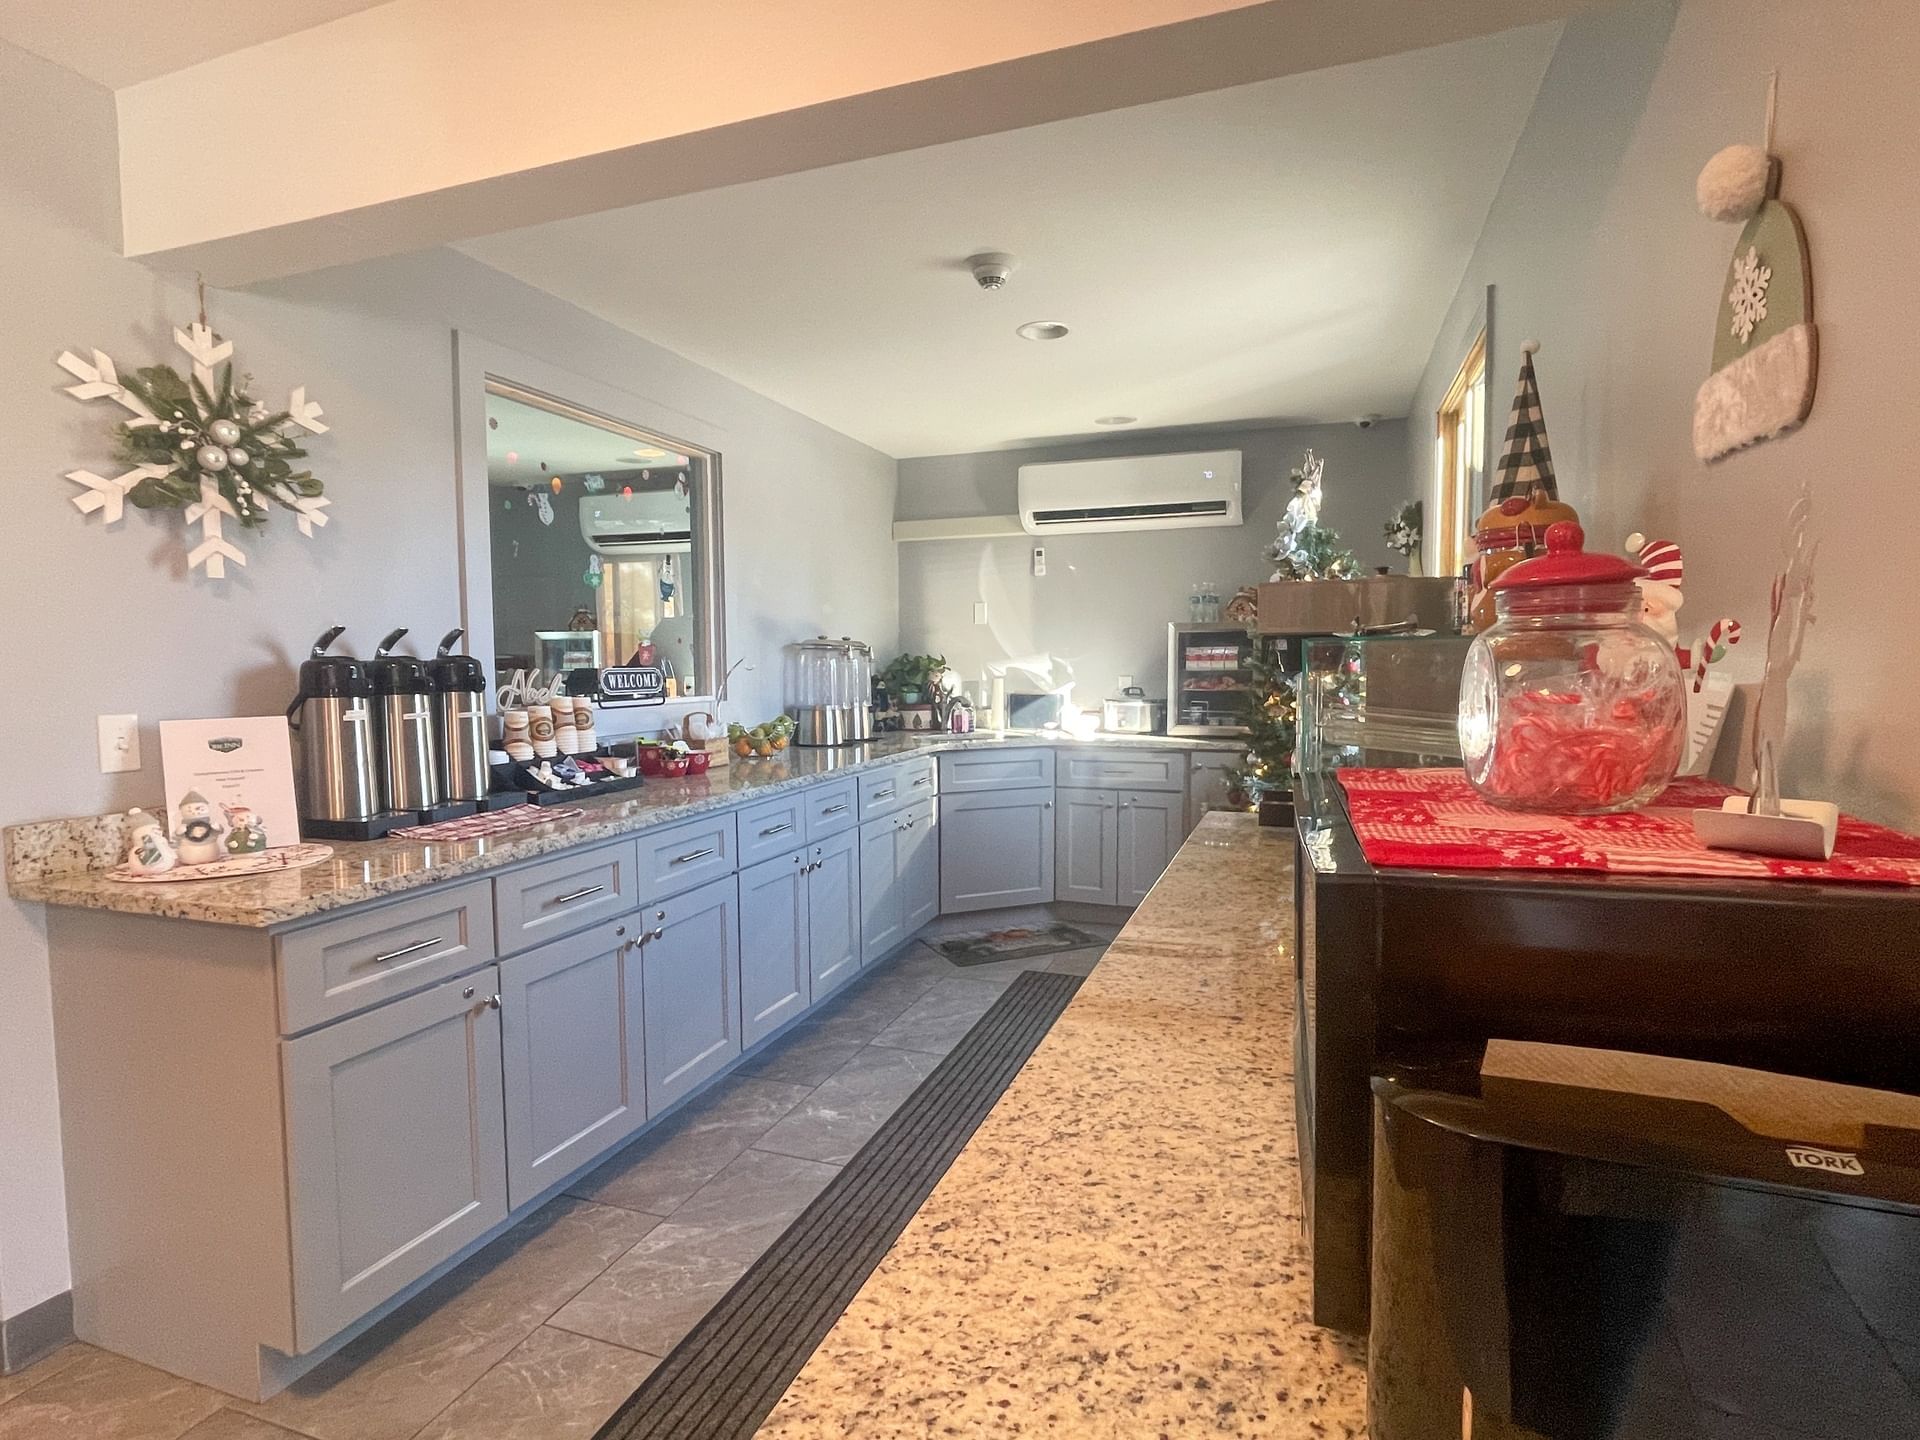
top-left (1369, 1040), bottom-right (1920, 1440)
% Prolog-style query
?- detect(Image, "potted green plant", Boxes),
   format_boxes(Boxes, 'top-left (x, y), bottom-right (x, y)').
top-left (880, 652), bottom-right (947, 705)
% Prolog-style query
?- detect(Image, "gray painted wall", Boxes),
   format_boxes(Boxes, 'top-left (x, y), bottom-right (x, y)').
top-left (896, 422), bottom-right (1409, 705)
top-left (1407, 0), bottom-right (1920, 829)
top-left (0, 38), bottom-right (897, 1321)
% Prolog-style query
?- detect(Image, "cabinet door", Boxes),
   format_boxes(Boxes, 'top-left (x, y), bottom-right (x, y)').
top-left (738, 848), bottom-right (810, 1048)
top-left (1118, 789), bottom-right (1184, 906)
top-left (939, 786), bottom-right (1055, 913)
top-left (1055, 787), bottom-right (1118, 906)
top-left (283, 969), bottom-right (508, 1351)
top-left (1186, 754), bottom-right (1242, 835)
top-left (499, 921), bottom-right (645, 1210)
top-left (860, 816), bottom-right (906, 966)
top-left (640, 874), bottom-right (742, 1112)
top-left (808, 829), bottom-right (862, 1000)
top-left (899, 799), bottom-right (940, 934)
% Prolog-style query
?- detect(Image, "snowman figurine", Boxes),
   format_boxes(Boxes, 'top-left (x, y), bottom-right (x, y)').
top-left (124, 808), bottom-right (178, 875)
top-left (174, 790), bottom-right (227, 866)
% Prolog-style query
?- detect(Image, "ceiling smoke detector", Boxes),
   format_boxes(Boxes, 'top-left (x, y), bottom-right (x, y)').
top-left (1094, 415), bottom-right (1137, 426)
top-left (968, 251), bottom-right (1016, 290)
top-left (1016, 321), bottom-right (1069, 342)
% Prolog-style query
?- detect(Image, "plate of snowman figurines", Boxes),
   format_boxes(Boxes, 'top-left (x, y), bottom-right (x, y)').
top-left (110, 807), bottom-right (334, 883)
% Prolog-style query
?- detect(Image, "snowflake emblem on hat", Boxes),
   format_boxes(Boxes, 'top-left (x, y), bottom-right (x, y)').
top-left (1727, 245), bottom-right (1771, 344)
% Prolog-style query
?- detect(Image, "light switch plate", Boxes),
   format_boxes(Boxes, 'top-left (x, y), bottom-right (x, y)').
top-left (98, 713), bottom-right (141, 773)
top-left (973, 600), bottom-right (988, 625)
top-left (1117, 674), bottom-right (1133, 690)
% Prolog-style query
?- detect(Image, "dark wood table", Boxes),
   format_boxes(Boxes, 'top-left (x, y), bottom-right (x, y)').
top-left (1292, 768), bottom-right (1920, 1335)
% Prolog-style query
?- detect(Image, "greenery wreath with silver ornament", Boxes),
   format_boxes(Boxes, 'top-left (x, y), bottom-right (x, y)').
top-left (57, 311), bottom-right (331, 578)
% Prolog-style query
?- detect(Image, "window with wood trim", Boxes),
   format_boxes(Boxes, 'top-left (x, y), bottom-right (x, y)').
top-left (1433, 330), bottom-right (1487, 576)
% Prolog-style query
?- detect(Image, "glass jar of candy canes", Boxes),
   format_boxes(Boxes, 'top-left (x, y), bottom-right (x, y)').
top-left (1457, 522), bottom-right (1685, 813)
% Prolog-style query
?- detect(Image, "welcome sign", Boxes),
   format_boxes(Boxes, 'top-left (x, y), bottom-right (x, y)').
top-left (597, 665), bottom-right (668, 707)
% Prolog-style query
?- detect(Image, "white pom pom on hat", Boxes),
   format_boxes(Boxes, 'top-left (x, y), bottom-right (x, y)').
top-left (1697, 143), bottom-right (1773, 221)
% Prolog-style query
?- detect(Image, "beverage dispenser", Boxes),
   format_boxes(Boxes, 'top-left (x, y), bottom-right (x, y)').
top-left (367, 628), bottom-right (443, 813)
top-left (286, 626), bottom-right (378, 831)
top-left (785, 637), bottom-right (874, 746)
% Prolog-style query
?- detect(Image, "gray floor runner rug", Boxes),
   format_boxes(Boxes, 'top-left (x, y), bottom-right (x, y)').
top-left (592, 969), bottom-right (1086, 1440)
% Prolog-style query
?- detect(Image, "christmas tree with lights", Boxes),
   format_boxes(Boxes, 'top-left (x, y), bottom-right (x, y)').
top-left (1227, 640), bottom-right (1298, 808)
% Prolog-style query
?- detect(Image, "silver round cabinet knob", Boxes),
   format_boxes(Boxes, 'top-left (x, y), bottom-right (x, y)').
top-left (486, 994), bottom-right (502, 1010)
top-left (616, 924), bottom-right (626, 936)
top-left (462, 986), bottom-right (475, 999)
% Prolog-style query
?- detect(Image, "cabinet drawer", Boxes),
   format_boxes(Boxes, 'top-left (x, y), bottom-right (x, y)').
top-left (938, 747), bottom-right (1055, 794)
top-left (737, 792), bottom-right (808, 868)
top-left (859, 757), bottom-right (935, 821)
top-left (1057, 748), bottom-right (1184, 792)
top-left (635, 811), bottom-right (739, 901)
top-left (805, 780), bottom-right (857, 841)
top-left (277, 881), bottom-right (497, 1034)
top-left (494, 840), bottom-right (640, 954)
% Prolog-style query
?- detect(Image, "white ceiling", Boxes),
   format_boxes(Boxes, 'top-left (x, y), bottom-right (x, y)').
top-left (0, 1), bottom-right (392, 87)
top-left (461, 22), bottom-right (1561, 459)
top-left (486, 394), bottom-right (690, 488)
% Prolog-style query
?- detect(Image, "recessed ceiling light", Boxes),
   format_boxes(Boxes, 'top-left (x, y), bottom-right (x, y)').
top-left (1016, 321), bottom-right (1069, 341)
top-left (1094, 415), bottom-right (1137, 426)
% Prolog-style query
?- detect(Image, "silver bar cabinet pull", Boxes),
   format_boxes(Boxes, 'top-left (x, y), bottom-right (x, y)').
top-left (672, 847), bottom-right (716, 865)
top-left (372, 937), bottom-right (442, 964)
top-left (552, 885), bottom-right (605, 905)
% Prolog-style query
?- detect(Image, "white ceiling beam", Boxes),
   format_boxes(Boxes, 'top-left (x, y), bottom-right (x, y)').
top-left (116, 0), bottom-right (1602, 285)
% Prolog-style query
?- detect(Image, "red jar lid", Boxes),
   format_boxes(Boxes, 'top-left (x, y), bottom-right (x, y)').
top-left (1491, 522), bottom-right (1644, 589)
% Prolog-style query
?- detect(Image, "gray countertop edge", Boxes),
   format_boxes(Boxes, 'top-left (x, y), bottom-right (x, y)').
top-left (8, 732), bottom-right (1244, 929)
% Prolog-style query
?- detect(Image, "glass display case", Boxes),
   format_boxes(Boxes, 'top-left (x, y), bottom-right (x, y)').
top-left (1296, 633), bottom-right (1471, 774)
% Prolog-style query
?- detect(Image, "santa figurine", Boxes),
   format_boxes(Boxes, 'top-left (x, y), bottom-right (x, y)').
top-left (174, 789), bottom-right (227, 865)
top-left (1626, 533), bottom-right (1685, 649)
top-left (224, 804), bottom-right (269, 854)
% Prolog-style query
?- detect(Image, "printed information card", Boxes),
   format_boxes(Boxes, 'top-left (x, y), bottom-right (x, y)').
top-left (158, 716), bottom-right (301, 857)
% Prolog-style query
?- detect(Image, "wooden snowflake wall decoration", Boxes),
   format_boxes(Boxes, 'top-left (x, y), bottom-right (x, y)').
top-left (57, 321), bottom-right (333, 578)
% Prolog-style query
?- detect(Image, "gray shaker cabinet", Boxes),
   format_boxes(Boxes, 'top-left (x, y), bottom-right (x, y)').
top-left (860, 815), bottom-right (908, 965)
top-left (1056, 787), bottom-right (1120, 906)
top-left (281, 967), bottom-right (508, 1352)
top-left (861, 798), bottom-right (938, 966)
top-left (738, 847), bottom-right (811, 1048)
top-left (639, 873), bottom-right (743, 1111)
top-left (807, 828), bottom-right (862, 999)
top-left (1118, 788), bottom-right (1183, 906)
top-left (939, 786), bottom-right (1055, 913)
top-left (900, 798), bottom-right (941, 934)
top-left (498, 919), bottom-right (647, 1210)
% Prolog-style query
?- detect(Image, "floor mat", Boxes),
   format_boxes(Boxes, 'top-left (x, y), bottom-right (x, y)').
top-left (592, 969), bottom-right (1085, 1440)
top-left (930, 922), bottom-right (1101, 966)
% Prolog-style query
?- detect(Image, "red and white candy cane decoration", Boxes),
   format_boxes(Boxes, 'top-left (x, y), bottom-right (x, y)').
top-left (1692, 617), bottom-right (1741, 692)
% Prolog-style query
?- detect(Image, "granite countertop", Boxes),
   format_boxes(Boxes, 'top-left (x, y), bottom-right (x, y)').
top-left (755, 811), bottom-right (1368, 1438)
top-left (4, 730), bottom-right (1242, 928)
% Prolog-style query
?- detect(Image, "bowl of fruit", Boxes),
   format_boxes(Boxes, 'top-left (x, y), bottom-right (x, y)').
top-left (728, 715), bottom-right (796, 759)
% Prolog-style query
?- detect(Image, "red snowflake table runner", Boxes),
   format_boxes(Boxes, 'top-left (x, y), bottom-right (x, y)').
top-left (1334, 768), bottom-right (1920, 886)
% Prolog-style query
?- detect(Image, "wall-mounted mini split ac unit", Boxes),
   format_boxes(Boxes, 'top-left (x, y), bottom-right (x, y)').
top-left (579, 490), bottom-right (692, 556)
top-left (1016, 450), bottom-right (1243, 535)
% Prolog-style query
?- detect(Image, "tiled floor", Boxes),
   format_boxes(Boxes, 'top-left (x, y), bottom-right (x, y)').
top-left (0, 913), bottom-right (1113, 1440)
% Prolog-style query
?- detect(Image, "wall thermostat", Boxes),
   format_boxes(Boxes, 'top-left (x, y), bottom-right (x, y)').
top-left (1032, 546), bottom-right (1046, 577)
